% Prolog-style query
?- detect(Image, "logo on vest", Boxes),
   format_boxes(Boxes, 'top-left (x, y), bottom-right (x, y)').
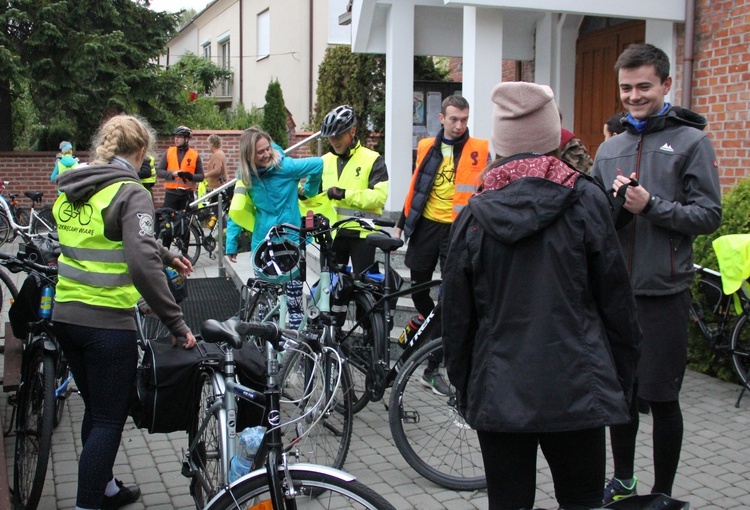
top-left (57, 200), bottom-right (94, 225)
top-left (138, 213), bottom-right (154, 237)
top-left (659, 143), bottom-right (674, 152)
top-left (356, 167), bottom-right (361, 177)
top-left (471, 151), bottom-right (479, 165)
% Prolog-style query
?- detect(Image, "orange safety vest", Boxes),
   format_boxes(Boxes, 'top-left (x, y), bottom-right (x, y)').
top-left (164, 147), bottom-right (199, 191)
top-left (403, 136), bottom-right (489, 221)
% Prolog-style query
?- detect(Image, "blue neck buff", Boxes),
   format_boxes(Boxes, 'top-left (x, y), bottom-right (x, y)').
top-left (627, 103), bottom-right (670, 133)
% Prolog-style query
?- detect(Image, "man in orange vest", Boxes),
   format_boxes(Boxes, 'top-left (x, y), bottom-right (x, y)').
top-left (394, 95), bottom-right (489, 395)
top-left (157, 125), bottom-right (205, 210)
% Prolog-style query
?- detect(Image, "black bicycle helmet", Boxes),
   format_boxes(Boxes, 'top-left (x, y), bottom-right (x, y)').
top-left (173, 125), bottom-right (193, 138)
top-left (320, 105), bottom-right (357, 138)
top-left (251, 239), bottom-right (301, 284)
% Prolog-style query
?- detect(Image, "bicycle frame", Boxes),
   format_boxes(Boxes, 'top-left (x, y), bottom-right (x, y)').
top-left (0, 192), bottom-right (54, 242)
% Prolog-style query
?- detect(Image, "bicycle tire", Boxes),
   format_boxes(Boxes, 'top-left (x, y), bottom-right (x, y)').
top-left (32, 207), bottom-right (57, 235)
top-left (0, 266), bottom-right (19, 361)
top-left (338, 290), bottom-right (385, 413)
top-left (239, 282), bottom-right (279, 324)
top-left (731, 312), bottom-right (750, 391)
top-left (14, 348), bottom-right (56, 510)
top-left (277, 342), bottom-right (353, 470)
top-left (52, 358), bottom-right (70, 428)
top-left (388, 337), bottom-right (485, 490)
top-left (0, 212), bottom-right (12, 247)
top-left (188, 368), bottom-right (224, 507)
top-left (167, 223), bottom-right (202, 266)
top-left (204, 468), bottom-right (396, 510)
top-left (15, 207), bottom-right (30, 227)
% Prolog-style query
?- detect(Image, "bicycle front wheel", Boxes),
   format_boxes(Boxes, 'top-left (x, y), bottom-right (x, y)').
top-left (278, 343), bottom-right (353, 470)
top-left (205, 468), bottom-right (396, 510)
top-left (0, 267), bottom-right (18, 349)
top-left (388, 337), bottom-right (485, 490)
top-left (14, 347), bottom-right (56, 510)
top-left (188, 368), bottom-right (224, 507)
top-left (0, 212), bottom-right (12, 247)
top-left (731, 313), bottom-right (750, 391)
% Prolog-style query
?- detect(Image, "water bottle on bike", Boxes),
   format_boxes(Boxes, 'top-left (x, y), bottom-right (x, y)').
top-left (228, 426), bottom-right (265, 482)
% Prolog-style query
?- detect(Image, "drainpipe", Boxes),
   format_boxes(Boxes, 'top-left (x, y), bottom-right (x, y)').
top-left (239, 0), bottom-right (244, 104)
top-left (309, 0), bottom-right (314, 122)
top-left (681, 0), bottom-right (695, 108)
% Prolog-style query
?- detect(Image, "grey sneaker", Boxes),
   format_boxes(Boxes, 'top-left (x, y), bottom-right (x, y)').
top-left (421, 369), bottom-right (451, 396)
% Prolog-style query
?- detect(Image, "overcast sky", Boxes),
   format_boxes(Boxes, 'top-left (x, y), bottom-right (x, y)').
top-left (149, 0), bottom-right (210, 14)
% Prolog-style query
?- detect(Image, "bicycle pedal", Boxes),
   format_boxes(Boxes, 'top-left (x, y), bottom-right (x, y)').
top-left (181, 456), bottom-right (195, 478)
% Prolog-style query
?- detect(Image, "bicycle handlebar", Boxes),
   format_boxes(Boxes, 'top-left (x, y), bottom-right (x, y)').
top-left (0, 252), bottom-right (58, 277)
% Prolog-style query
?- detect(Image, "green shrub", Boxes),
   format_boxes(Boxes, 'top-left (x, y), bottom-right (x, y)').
top-left (689, 177), bottom-right (750, 380)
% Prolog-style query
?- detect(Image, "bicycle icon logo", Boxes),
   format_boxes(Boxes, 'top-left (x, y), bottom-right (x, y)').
top-left (57, 201), bottom-right (94, 225)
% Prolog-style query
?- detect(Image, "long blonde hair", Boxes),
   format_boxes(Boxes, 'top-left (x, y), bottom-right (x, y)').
top-left (238, 127), bottom-right (282, 188)
top-left (90, 115), bottom-right (155, 166)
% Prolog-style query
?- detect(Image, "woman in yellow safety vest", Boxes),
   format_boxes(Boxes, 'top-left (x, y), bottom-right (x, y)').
top-left (53, 114), bottom-right (197, 510)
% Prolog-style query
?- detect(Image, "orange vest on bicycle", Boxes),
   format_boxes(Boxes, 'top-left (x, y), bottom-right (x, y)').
top-left (164, 147), bottom-right (199, 191)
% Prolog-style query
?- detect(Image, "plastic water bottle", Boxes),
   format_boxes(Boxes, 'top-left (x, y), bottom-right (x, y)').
top-left (38, 285), bottom-right (54, 319)
top-left (228, 426), bottom-right (265, 482)
top-left (398, 315), bottom-right (424, 345)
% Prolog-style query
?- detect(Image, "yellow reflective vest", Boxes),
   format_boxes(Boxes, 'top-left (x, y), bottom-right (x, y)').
top-left (54, 181), bottom-right (142, 309)
top-left (228, 180), bottom-right (255, 232)
top-left (141, 156), bottom-right (156, 185)
top-left (321, 143), bottom-right (386, 237)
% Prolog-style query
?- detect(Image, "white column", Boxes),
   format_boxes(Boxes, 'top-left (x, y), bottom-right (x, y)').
top-left (646, 20), bottom-right (678, 104)
top-left (462, 7), bottom-right (504, 147)
top-left (383, 2), bottom-right (415, 214)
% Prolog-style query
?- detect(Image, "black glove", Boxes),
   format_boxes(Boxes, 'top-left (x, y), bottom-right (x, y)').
top-left (327, 187), bottom-right (346, 200)
top-left (177, 171), bottom-right (193, 181)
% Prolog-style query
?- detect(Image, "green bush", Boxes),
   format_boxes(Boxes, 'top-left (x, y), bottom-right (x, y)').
top-left (689, 177), bottom-right (750, 380)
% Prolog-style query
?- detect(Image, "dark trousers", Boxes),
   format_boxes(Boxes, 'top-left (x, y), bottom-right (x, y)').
top-left (162, 189), bottom-right (193, 211)
top-left (477, 427), bottom-right (606, 510)
top-left (404, 216), bottom-right (451, 317)
top-left (332, 229), bottom-right (376, 275)
top-left (55, 322), bottom-right (138, 508)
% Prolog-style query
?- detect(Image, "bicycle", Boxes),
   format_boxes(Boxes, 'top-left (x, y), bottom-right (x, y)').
top-left (246, 215), bottom-right (485, 490)
top-left (0, 249), bottom-right (74, 510)
top-left (0, 180), bottom-right (57, 246)
top-left (691, 261), bottom-right (750, 408)
top-left (155, 187), bottom-right (232, 266)
top-left (182, 317), bottom-right (395, 510)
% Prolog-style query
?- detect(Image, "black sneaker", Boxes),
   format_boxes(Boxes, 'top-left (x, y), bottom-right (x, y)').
top-left (421, 368), bottom-right (451, 396)
top-left (102, 479), bottom-right (141, 509)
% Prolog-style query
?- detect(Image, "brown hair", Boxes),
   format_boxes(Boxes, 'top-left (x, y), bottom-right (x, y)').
top-left (441, 95), bottom-right (470, 115)
top-left (207, 134), bottom-right (222, 149)
top-left (238, 127), bottom-right (282, 188)
top-left (615, 43), bottom-right (670, 83)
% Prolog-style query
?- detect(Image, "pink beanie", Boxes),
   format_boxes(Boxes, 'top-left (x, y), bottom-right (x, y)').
top-left (490, 82), bottom-right (561, 157)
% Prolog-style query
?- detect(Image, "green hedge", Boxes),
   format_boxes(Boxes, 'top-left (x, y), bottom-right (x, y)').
top-left (689, 177), bottom-right (750, 380)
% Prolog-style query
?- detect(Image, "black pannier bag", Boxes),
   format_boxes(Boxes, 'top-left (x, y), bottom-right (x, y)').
top-left (130, 338), bottom-right (267, 434)
top-left (8, 272), bottom-right (44, 340)
top-left (154, 208), bottom-right (191, 246)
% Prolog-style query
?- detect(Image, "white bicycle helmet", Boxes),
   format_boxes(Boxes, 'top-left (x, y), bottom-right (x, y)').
top-left (320, 105), bottom-right (357, 138)
top-left (251, 239), bottom-right (301, 284)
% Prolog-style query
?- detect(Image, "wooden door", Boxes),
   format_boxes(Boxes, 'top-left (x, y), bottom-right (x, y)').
top-left (574, 20), bottom-right (645, 158)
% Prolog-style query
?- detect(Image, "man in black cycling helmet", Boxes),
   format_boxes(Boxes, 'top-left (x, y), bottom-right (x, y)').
top-left (157, 125), bottom-right (205, 210)
top-left (317, 105), bottom-right (388, 274)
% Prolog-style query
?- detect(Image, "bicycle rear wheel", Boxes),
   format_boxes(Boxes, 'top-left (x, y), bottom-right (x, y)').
top-left (204, 468), bottom-right (396, 510)
top-left (731, 313), bottom-right (750, 391)
top-left (32, 207), bottom-right (57, 235)
top-left (188, 368), bottom-right (224, 507)
top-left (166, 223), bottom-right (202, 266)
top-left (14, 347), bottom-right (56, 510)
top-left (278, 342), bottom-right (353, 470)
top-left (337, 290), bottom-right (384, 413)
top-left (388, 337), bottom-right (485, 490)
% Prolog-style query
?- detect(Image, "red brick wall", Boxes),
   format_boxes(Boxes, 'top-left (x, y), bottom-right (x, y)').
top-left (685, 0), bottom-right (750, 192)
top-left (0, 130), bottom-right (316, 209)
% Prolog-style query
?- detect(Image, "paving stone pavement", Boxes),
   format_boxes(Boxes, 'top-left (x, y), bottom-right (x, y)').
top-left (1, 249), bottom-right (749, 509)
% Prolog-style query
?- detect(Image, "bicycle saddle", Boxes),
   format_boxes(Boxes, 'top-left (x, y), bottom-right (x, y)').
top-left (24, 191), bottom-right (43, 203)
top-left (201, 318), bottom-right (244, 349)
top-left (365, 233), bottom-right (403, 252)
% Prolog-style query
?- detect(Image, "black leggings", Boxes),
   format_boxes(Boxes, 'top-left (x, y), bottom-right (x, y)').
top-left (55, 322), bottom-right (138, 509)
top-left (610, 391), bottom-right (683, 495)
top-left (332, 231), bottom-right (376, 276)
top-left (477, 427), bottom-right (606, 510)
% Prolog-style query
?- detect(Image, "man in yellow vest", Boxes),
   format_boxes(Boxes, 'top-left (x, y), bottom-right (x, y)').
top-left (138, 154), bottom-right (157, 196)
top-left (319, 105), bottom-right (388, 275)
top-left (394, 95), bottom-right (489, 396)
top-left (156, 125), bottom-right (205, 210)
